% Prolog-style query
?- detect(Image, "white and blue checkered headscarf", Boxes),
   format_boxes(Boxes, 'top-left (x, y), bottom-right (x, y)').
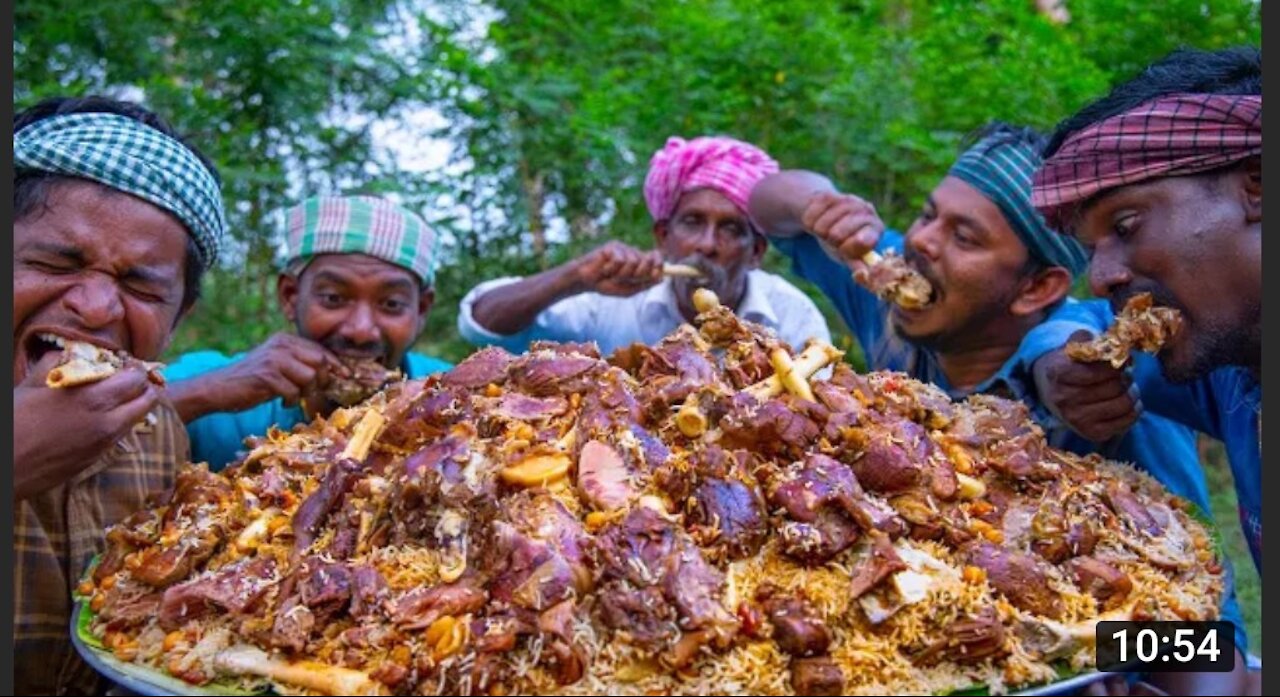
top-left (14, 112), bottom-right (228, 270)
top-left (949, 127), bottom-right (1089, 277)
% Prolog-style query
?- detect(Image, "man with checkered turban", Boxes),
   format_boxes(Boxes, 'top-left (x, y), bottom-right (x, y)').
top-left (457, 135), bottom-right (831, 356)
top-left (163, 195), bottom-right (452, 471)
top-left (14, 95), bottom-right (227, 695)
top-left (1030, 47), bottom-right (1261, 594)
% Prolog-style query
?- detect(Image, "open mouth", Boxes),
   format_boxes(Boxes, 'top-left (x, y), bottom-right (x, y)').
top-left (26, 332), bottom-right (67, 365)
top-left (22, 331), bottom-right (121, 370)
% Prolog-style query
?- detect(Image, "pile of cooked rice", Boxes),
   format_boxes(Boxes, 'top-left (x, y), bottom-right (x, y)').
top-left (79, 302), bottom-right (1224, 697)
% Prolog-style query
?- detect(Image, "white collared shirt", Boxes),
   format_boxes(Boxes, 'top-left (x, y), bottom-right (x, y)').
top-left (457, 269), bottom-right (832, 356)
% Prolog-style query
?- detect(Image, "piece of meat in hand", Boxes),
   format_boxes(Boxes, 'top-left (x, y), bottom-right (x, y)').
top-left (855, 250), bottom-right (933, 309)
top-left (1066, 293), bottom-right (1184, 369)
top-left (322, 357), bottom-right (402, 406)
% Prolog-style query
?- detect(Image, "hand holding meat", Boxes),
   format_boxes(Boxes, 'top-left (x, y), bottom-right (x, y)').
top-left (1065, 293), bottom-right (1184, 369)
top-left (571, 241), bottom-right (664, 297)
top-left (184, 333), bottom-right (348, 412)
top-left (1034, 330), bottom-right (1142, 443)
top-left (801, 192), bottom-right (932, 308)
top-left (15, 353), bottom-right (162, 499)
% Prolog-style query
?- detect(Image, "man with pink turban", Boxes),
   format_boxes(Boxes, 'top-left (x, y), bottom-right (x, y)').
top-left (458, 135), bottom-right (830, 355)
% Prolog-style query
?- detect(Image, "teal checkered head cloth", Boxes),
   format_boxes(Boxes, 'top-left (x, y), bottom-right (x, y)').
top-left (284, 196), bottom-right (441, 285)
top-left (13, 112), bottom-right (227, 270)
top-left (948, 124), bottom-right (1089, 277)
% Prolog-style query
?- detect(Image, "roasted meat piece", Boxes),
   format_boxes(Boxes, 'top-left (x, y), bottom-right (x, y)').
top-left (322, 357), bottom-right (402, 406)
top-left (1066, 293), bottom-right (1184, 369)
top-left (854, 250), bottom-right (933, 309)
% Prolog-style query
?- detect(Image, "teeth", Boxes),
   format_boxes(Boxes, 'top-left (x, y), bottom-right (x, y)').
top-left (39, 333), bottom-right (67, 347)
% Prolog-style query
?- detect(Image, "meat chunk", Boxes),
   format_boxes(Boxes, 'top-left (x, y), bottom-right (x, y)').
top-left (592, 504), bottom-right (736, 646)
top-left (163, 466), bottom-right (234, 525)
top-left (349, 565), bottom-right (388, 620)
top-left (387, 583), bottom-right (487, 630)
top-left (530, 340), bottom-right (602, 359)
top-left (297, 561), bottom-right (353, 620)
top-left (271, 595), bottom-right (315, 653)
top-left (688, 477), bottom-right (769, 559)
top-left (720, 395), bottom-right (823, 458)
top-left (510, 352), bottom-right (604, 396)
top-left (1069, 556), bottom-right (1133, 606)
top-left (132, 532), bottom-right (222, 588)
top-left (487, 493), bottom-right (592, 611)
top-left (790, 657), bottom-right (845, 696)
top-left (442, 346), bottom-right (514, 388)
top-left (596, 583), bottom-right (676, 647)
top-left (1104, 482), bottom-right (1163, 536)
top-left (758, 590), bottom-right (831, 657)
top-left (494, 393), bottom-right (570, 421)
top-left (398, 435), bottom-right (492, 511)
top-left (913, 607), bottom-right (1008, 666)
top-left (847, 416), bottom-right (932, 494)
top-left (768, 455), bottom-right (863, 563)
top-left (777, 512), bottom-right (862, 565)
top-left (538, 600), bottom-right (587, 684)
top-left (848, 533), bottom-right (908, 599)
top-left (99, 588), bottom-right (163, 632)
top-left (380, 385), bottom-right (472, 447)
top-left (812, 380), bottom-right (864, 416)
top-left (293, 457), bottom-right (363, 558)
top-left (966, 542), bottom-right (1065, 619)
top-left (767, 454), bottom-right (905, 563)
top-left (158, 557), bottom-right (278, 630)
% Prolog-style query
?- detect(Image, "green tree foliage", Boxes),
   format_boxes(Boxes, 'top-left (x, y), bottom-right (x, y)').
top-left (13, 0), bottom-right (1261, 649)
top-left (14, 0), bottom-right (1260, 361)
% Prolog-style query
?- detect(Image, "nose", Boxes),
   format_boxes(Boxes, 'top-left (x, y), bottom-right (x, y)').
top-left (61, 273), bottom-right (125, 329)
top-left (341, 302), bottom-right (382, 345)
top-left (906, 220), bottom-right (943, 262)
top-left (1087, 242), bottom-right (1133, 298)
top-left (689, 223), bottom-right (718, 257)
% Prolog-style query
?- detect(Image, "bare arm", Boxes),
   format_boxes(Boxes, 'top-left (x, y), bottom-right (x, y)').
top-left (471, 241), bottom-right (663, 335)
top-left (748, 170), bottom-right (838, 238)
top-left (470, 260), bottom-right (590, 336)
top-left (167, 333), bottom-right (344, 422)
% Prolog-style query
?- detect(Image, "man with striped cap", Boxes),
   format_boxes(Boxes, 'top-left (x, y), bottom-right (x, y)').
top-left (164, 195), bottom-right (452, 471)
top-left (748, 122), bottom-right (1250, 692)
top-left (13, 95), bottom-right (227, 695)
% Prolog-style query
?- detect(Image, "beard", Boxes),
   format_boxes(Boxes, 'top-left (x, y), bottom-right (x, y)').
top-left (669, 253), bottom-right (737, 305)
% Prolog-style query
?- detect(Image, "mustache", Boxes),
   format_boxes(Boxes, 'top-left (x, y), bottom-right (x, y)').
top-left (901, 248), bottom-right (943, 291)
top-left (323, 337), bottom-right (387, 358)
top-left (670, 254), bottom-right (729, 288)
top-left (1112, 283), bottom-right (1185, 317)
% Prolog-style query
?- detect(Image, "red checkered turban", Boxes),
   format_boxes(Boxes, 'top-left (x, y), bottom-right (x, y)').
top-left (1032, 93), bottom-right (1261, 229)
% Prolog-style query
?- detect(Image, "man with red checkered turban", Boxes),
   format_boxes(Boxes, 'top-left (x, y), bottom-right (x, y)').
top-left (1029, 47), bottom-right (1262, 635)
top-left (459, 135), bottom-right (830, 356)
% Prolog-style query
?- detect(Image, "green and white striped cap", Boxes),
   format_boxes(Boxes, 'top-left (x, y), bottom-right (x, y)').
top-left (284, 195), bottom-right (440, 285)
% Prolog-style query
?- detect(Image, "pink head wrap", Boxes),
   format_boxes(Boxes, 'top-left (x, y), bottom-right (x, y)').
top-left (642, 136), bottom-right (779, 224)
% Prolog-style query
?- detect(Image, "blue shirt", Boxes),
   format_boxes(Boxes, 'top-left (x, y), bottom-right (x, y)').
top-left (1131, 355), bottom-right (1262, 574)
top-left (164, 350), bottom-right (453, 472)
top-left (771, 231), bottom-right (1249, 650)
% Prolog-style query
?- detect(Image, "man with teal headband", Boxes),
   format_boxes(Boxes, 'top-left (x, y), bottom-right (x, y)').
top-left (748, 122), bottom-right (1250, 693)
top-left (163, 195), bottom-right (452, 471)
top-left (13, 95), bottom-right (228, 695)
